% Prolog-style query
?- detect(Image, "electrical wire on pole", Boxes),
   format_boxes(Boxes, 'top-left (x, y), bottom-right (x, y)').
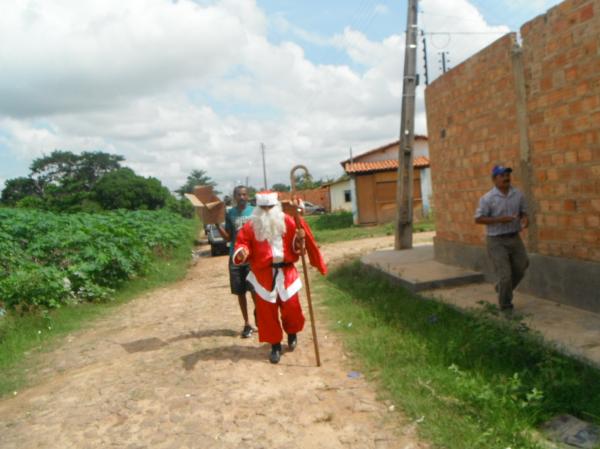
top-left (395, 0), bottom-right (419, 250)
top-left (421, 29), bottom-right (429, 85)
top-left (439, 51), bottom-right (450, 73)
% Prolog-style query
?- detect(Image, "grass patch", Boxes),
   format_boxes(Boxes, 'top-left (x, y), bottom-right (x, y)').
top-left (305, 211), bottom-right (435, 244)
top-left (316, 262), bottom-right (600, 449)
top-left (0, 218), bottom-right (199, 397)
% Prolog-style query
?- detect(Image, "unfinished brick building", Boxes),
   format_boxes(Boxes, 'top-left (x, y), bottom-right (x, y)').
top-left (425, 0), bottom-right (600, 312)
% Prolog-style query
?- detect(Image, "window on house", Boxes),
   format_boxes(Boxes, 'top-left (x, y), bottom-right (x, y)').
top-left (344, 190), bottom-right (352, 202)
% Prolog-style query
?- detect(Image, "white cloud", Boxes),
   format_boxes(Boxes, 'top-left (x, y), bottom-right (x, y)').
top-left (0, 0), bottom-right (248, 117)
top-left (0, 0), bottom-right (515, 195)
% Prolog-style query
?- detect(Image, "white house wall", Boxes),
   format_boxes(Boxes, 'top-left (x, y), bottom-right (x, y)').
top-left (420, 167), bottom-right (432, 216)
top-left (330, 180), bottom-right (353, 212)
top-left (350, 177), bottom-right (359, 224)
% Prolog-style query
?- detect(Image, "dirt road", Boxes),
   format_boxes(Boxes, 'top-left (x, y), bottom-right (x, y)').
top-left (0, 234), bottom-right (433, 449)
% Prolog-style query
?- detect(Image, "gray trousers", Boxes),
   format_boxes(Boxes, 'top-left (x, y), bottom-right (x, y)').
top-left (486, 234), bottom-right (529, 309)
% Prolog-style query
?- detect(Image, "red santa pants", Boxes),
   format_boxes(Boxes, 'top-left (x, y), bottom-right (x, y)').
top-left (253, 293), bottom-right (305, 344)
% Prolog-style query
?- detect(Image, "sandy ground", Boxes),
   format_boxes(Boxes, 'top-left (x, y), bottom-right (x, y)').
top-left (0, 234), bottom-right (434, 449)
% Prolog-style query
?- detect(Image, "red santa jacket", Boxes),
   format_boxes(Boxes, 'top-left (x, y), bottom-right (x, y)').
top-left (233, 215), bottom-right (302, 303)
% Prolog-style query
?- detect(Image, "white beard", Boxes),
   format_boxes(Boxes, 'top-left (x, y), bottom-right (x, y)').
top-left (252, 204), bottom-right (286, 243)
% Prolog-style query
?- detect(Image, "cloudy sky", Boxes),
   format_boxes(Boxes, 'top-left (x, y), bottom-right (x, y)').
top-left (0, 0), bottom-right (561, 194)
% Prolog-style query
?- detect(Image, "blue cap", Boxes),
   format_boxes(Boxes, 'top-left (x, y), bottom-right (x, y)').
top-left (492, 165), bottom-right (513, 177)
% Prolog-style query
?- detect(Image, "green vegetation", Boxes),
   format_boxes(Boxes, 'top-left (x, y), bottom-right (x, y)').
top-left (293, 173), bottom-right (334, 191)
top-left (0, 208), bottom-right (195, 311)
top-left (0, 150), bottom-right (194, 217)
top-left (271, 183), bottom-right (291, 192)
top-left (305, 211), bottom-right (435, 244)
top-left (0, 210), bottom-right (198, 397)
top-left (317, 262), bottom-right (600, 449)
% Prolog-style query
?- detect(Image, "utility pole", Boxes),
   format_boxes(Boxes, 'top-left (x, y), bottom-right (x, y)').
top-left (421, 29), bottom-right (429, 85)
top-left (439, 51), bottom-right (450, 74)
top-left (395, 0), bottom-right (419, 250)
top-left (260, 142), bottom-right (268, 190)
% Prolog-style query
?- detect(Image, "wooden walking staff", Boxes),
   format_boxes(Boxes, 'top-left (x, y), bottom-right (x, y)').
top-left (289, 165), bottom-right (322, 367)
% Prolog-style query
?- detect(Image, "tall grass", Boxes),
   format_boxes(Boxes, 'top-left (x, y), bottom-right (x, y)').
top-left (317, 262), bottom-right (600, 449)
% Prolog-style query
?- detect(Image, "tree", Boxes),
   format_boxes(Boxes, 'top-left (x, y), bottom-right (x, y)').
top-left (271, 183), bottom-right (290, 192)
top-left (176, 169), bottom-right (219, 196)
top-left (246, 185), bottom-right (258, 198)
top-left (292, 175), bottom-right (335, 191)
top-left (93, 168), bottom-right (171, 210)
top-left (0, 150), bottom-right (195, 216)
top-left (29, 150), bottom-right (124, 193)
top-left (0, 150), bottom-right (125, 210)
top-left (1, 177), bottom-right (38, 206)
top-left (74, 152), bottom-right (125, 190)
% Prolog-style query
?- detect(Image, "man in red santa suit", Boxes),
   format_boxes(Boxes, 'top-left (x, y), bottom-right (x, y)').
top-left (232, 191), bottom-right (308, 364)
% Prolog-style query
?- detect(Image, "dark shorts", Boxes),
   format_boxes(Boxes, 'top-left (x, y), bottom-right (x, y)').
top-left (229, 262), bottom-right (250, 295)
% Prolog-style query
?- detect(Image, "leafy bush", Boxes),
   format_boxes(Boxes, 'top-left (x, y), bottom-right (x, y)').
top-left (305, 210), bottom-right (353, 230)
top-left (0, 265), bottom-right (72, 311)
top-left (15, 195), bottom-right (46, 210)
top-left (0, 208), bottom-right (194, 311)
top-left (93, 168), bottom-right (170, 211)
top-left (166, 195), bottom-right (196, 219)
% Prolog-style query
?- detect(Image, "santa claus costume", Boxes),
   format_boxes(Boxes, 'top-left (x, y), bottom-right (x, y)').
top-left (233, 191), bottom-right (325, 364)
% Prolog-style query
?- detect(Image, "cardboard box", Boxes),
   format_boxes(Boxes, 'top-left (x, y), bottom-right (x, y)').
top-left (199, 200), bottom-right (225, 225)
top-left (191, 186), bottom-right (225, 224)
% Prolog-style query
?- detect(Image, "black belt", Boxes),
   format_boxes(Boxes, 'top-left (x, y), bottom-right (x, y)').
top-left (272, 262), bottom-right (293, 269)
top-left (271, 262), bottom-right (293, 290)
top-left (490, 232), bottom-right (519, 238)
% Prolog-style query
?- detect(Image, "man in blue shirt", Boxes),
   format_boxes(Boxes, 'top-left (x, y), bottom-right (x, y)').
top-left (218, 186), bottom-right (255, 337)
top-left (475, 165), bottom-right (529, 312)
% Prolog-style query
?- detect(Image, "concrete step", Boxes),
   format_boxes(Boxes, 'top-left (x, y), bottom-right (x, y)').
top-left (360, 245), bottom-right (485, 292)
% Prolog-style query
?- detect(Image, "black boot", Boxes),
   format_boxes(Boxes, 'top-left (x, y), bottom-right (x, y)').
top-left (269, 343), bottom-right (282, 364)
top-left (287, 333), bottom-right (297, 351)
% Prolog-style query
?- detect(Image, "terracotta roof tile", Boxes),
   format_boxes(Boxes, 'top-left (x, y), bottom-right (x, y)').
top-left (344, 156), bottom-right (429, 174)
top-left (414, 156), bottom-right (430, 168)
top-left (340, 136), bottom-right (428, 165)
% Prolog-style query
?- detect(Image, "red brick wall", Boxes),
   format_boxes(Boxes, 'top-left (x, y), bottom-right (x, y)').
top-left (278, 187), bottom-right (331, 212)
top-left (521, 0), bottom-right (600, 261)
top-left (426, 34), bottom-right (523, 247)
top-left (426, 0), bottom-right (600, 263)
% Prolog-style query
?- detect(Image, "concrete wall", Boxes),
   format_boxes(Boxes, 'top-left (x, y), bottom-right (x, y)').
top-left (330, 179), bottom-right (352, 212)
top-left (420, 167), bottom-right (432, 216)
top-left (425, 0), bottom-right (600, 312)
top-left (413, 139), bottom-right (429, 159)
top-left (350, 177), bottom-right (359, 225)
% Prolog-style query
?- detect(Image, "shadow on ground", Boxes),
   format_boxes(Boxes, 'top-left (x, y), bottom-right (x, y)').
top-left (181, 344), bottom-right (268, 370)
top-left (120, 328), bottom-right (239, 353)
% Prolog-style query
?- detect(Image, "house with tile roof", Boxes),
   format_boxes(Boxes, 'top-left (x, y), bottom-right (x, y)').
top-left (341, 136), bottom-right (432, 225)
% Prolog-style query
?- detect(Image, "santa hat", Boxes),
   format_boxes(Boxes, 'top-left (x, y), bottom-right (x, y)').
top-left (255, 191), bottom-right (279, 206)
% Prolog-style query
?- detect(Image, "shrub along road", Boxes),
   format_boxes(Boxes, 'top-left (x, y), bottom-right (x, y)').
top-left (0, 235), bottom-right (432, 449)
